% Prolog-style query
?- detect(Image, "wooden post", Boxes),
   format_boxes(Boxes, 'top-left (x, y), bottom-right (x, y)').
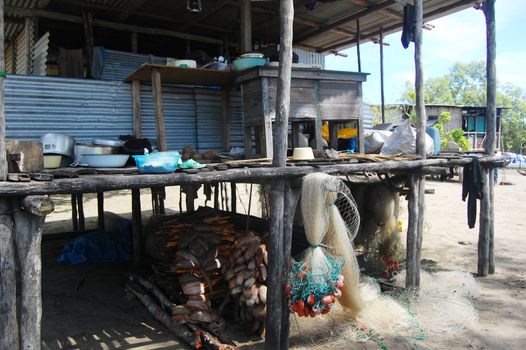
top-left (131, 188), bottom-right (142, 263)
top-left (221, 88), bottom-right (230, 152)
top-left (77, 193), bottom-right (85, 231)
top-left (406, 0), bottom-right (427, 288)
top-left (266, 0), bottom-right (294, 348)
top-left (483, 0), bottom-right (496, 275)
top-left (82, 11), bottom-right (94, 75)
top-left (314, 80), bottom-right (322, 151)
top-left (280, 179), bottom-right (301, 347)
top-left (131, 31), bottom-right (138, 53)
top-left (132, 80), bottom-right (142, 138)
top-left (239, 0), bottom-right (252, 52)
top-left (97, 192), bottom-right (105, 231)
top-left (356, 19), bottom-right (361, 72)
top-left (478, 167), bottom-right (490, 276)
top-left (0, 0), bottom-right (7, 181)
top-left (0, 199), bottom-right (19, 350)
top-left (244, 126), bottom-right (252, 159)
top-left (71, 193), bottom-right (79, 231)
top-left (14, 195), bottom-right (54, 350)
top-left (151, 67), bottom-right (167, 151)
top-left (24, 16), bottom-right (32, 74)
top-left (230, 182), bottom-right (237, 213)
top-left (379, 26), bottom-right (385, 124)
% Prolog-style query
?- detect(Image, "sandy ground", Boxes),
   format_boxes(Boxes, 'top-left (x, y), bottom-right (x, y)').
top-left (40, 169), bottom-right (526, 349)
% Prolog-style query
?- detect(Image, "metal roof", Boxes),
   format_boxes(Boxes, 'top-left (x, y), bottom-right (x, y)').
top-left (3, 0), bottom-right (479, 54)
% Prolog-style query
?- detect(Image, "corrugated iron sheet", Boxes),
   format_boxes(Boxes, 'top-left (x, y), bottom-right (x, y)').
top-left (5, 75), bottom-right (134, 144)
top-left (363, 103), bottom-right (373, 130)
top-left (293, 47), bottom-right (325, 67)
top-left (32, 31), bottom-right (50, 76)
top-left (100, 49), bottom-right (166, 81)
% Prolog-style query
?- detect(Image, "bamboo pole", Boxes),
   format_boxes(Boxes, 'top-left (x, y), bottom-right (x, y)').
top-left (483, 0), bottom-right (496, 275)
top-left (379, 27), bottom-right (385, 124)
top-left (356, 19), bottom-right (361, 72)
top-left (266, 0), bottom-right (294, 348)
top-left (406, 0), bottom-right (426, 289)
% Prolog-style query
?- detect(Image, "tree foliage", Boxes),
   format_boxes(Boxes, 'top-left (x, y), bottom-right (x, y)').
top-left (401, 60), bottom-right (526, 153)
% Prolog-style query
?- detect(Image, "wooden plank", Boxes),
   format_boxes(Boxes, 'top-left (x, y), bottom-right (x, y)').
top-left (221, 89), bottom-right (230, 151)
top-left (261, 77), bottom-right (273, 159)
top-left (151, 67), bottom-right (167, 151)
top-left (0, 198), bottom-right (19, 350)
top-left (13, 195), bottom-right (53, 350)
top-left (230, 182), bottom-right (237, 213)
top-left (235, 66), bottom-right (368, 85)
top-left (0, 157), bottom-right (506, 196)
top-left (82, 11), bottom-right (94, 75)
top-left (244, 126), bottom-right (253, 159)
top-left (124, 64), bottom-right (234, 85)
top-left (132, 80), bottom-right (142, 138)
top-left (131, 188), bottom-right (142, 263)
top-left (24, 17), bottom-right (32, 74)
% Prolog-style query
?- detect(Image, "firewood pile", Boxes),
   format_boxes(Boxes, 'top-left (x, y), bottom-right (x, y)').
top-left (222, 231), bottom-right (268, 336)
top-left (136, 208), bottom-right (270, 348)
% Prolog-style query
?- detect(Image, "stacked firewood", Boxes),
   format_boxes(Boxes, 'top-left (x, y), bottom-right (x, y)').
top-left (154, 213), bottom-right (239, 327)
top-left (223, 231), bottom-right (268, 336)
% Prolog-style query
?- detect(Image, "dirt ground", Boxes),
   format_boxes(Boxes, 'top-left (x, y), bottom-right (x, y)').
top-left (40, 169), bottom-right (526, 349)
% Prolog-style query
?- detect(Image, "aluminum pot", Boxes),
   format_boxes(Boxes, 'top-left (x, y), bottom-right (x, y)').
top-left (40, 133), bottom-right (75, 157)
top-left (74, 144), bottom-right (118, 164)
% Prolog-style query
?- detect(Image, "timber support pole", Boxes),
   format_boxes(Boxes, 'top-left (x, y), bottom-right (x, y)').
top-left (266, 0), bottom-right (294, 349)
top-left (406, 0), bottom-right (426, 289)
top-left (13, 196), bottom-right (54, 350)
top-left (480, 0), bottom-right (496, 276)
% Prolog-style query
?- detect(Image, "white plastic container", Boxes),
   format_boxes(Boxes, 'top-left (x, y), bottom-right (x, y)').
top-left (292, 147), bottom-right (315, 160)
top-left (43, 155), bottom-right (62, 169)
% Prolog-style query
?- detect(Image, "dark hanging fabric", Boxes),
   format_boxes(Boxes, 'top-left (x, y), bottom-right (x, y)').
top-left (462, 157), bottom-right (484, 229)
top-left (401, 4), bottom-right (416, 49)
top-left (58, 48), bottom-right (84, 78)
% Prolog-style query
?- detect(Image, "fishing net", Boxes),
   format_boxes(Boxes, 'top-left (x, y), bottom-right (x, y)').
top-left (287, 173), bottom-right (364, 316)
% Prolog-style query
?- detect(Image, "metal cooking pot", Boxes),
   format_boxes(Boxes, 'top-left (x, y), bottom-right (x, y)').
top-left (40, 133), bottom-right (75, 157)
top-left (74, 144), bottom-right (118, 164)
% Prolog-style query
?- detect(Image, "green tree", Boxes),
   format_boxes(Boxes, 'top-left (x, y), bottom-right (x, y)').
top-left (401, 60), bottom-right (526, 153)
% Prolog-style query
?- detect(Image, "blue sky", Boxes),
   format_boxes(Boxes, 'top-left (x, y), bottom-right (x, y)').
top-left (325, 0), bottom-right (526, 105)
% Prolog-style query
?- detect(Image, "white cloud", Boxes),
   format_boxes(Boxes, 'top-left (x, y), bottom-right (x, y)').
top-left (497, 51), bottom-right (526, 88)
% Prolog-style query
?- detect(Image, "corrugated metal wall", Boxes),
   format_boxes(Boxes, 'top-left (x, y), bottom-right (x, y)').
top-left (5, 75), bottom-right (134, 143)
top-left (293, 47), bottom-right (325, 68)
top-left (100, 49), bottom-right (166, 81)
top-left (363, 103), bottom-right (373, 129)
top-left (5, 75), bottom-right (244, 152)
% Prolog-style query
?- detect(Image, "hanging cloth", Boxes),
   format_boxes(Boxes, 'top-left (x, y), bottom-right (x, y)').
top-left (462, 157), bottom-right (484, 229)
top-left (401, 4), bottom-right (416, 49)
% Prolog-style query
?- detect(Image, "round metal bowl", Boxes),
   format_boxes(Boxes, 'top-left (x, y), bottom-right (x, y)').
top-left (40, 133), bottom-right (75, 157)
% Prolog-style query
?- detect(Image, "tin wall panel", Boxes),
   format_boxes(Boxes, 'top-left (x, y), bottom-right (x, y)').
top-left (100, 49), bottom-right (166, 81)
top-left (139, 84), bottom-right (198, 151)
top-left (293, 47), bottom-right (325, 67)
top-left (4, 75), bottom-right (134, 143)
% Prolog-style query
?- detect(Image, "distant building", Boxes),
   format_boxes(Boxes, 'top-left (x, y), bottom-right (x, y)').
top-left (375, 104), bottom-right (503, 151)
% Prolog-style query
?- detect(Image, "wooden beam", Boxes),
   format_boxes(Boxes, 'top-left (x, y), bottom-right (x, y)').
top-left (356, 19), bottom-right (361, 72)
top-left (318, 0), bottom-right (474, 52)
top-left (240, 0), bottom-right (252, 52)
top-left (51, 0), bottom-right (234, 34)
top-left (118, 0), bottom-right (149, 22)
top-left (178, 0), bottom-right (233, 32)
top-left (97, 192), bottom-right (105, 231)
top-left (151, 68), bottom-right (167, 151)
top-left (380, 26), bottom-right (385, 124)
top-left (82, 11), bottom-right (94, 75)
top-left (5, 5), bottom-right (231, 46)
top-left (24, 17), bottom-right (32, 74)
top-left (131, 188), bottom-right (142, 263)
top-left (294, 0), bottom-right (395, 43)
